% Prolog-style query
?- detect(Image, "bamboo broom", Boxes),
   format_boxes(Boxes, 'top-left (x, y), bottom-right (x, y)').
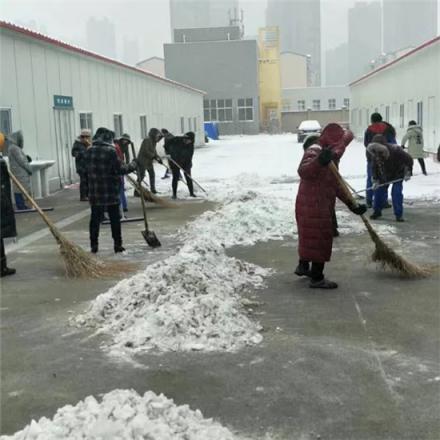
top-left (8, 170), bottom-right (133, 278)
top-left (329, 162), bottom-right (433, 278)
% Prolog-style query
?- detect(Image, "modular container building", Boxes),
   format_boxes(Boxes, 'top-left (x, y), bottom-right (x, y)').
top-left (0, 21), bottom-right (205, 192)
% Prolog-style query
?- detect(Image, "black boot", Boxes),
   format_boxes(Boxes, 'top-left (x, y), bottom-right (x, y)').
top-left (295, 260), bottom-right (311, 277)
top-left (114, 244), bottom-right (126, 253)
top-left (1, 267), bottom-right (16, 277)
top-left (91, 243), bottom-right (98, 253)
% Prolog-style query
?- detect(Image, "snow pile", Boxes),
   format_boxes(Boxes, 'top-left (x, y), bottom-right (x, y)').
top-left (74, 238), bottom-right (267, 354)
top-left (1, 389), bottom-right (246, 440)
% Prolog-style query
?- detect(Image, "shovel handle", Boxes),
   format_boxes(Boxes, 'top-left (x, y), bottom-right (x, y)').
top-left (168, 157), bottom-right (207, 194)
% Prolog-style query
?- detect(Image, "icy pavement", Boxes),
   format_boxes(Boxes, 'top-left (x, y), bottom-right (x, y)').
top-left (0, 390), bottom-right (248, 440)
top-left (74, 134), bottom-right (437, 357)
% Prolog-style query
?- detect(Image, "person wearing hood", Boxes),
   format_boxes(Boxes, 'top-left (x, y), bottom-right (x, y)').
top-left (401, 121), bottom-right (427, 175)
top-left (0, 131), bottom-right (17, 277)
top-left (367, 134), bottom-right (414, 222)
top-left (114, 134), bottom-right (132, 213)
top-left (167, 131), bottom-right (196, 199)
top-left (71, 129), bottom-right (92, 201)
top-left (137, 128), bottom-right (163, 194)
top-left (295, 124), bottom-right (367, 289)
top-left (161, 128), bottom-right (174, 179)
top-left (6, 130), bottom-right (32, 210)
top-left (85, 127), bottom-right (138, 253)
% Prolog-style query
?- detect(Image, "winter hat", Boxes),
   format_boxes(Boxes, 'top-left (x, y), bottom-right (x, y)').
top-left (93, 127), bottom-right (115, 144)
top-left (184, 131), bottom-right (195, 143)
top-left (8, 130), bottom-right (24, 148)
top-left (371, 134), bottom-right (387, 145)
top-left (80, 129), bottom-right (91, 137)
top-left (367, 143), bottom-right (390, 161)
top-left (319, 123), bottom-right (344, 147)
top-left (303, 135), bottom-right (320, 151)
top-left (120, 133), bottom-right (131, 141)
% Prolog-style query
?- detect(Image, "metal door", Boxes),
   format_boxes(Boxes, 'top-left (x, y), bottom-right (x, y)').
top-left (54, 109), bottom-right (75, 185)
top-left (427, 97), bottom-right (436, 151)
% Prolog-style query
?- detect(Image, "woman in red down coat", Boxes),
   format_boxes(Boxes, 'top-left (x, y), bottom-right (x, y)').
top-left (294, 123), bottom-right (367, 289)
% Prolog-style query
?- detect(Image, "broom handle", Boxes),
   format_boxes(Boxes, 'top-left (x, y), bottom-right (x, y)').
top-left (328, 162), bottom-right (358, 206)
top-left (8, 169), bottom-right (59, 234)
top-left (126, 174), bottom-right (150, 232)
top-left (167, 157), bottom-right (207, 194)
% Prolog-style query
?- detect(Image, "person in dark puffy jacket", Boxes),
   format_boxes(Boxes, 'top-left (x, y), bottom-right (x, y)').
top-left (295, 124), bottom-right (366, 289)
top-left (71, 129), bottom-right (91, 201)
top-left (367, 134), bottom-right (414, 222)
top-left (364, 113), bottom-right (395, 208)
top-left (0, 131), bottom-right (17, 277)
top-left (85, 128), bottom-right (138, 254)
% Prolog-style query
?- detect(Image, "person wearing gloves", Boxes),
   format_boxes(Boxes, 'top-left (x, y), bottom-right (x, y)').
top-left (161, 128), bottom-right (174, 179)
top-left (0, 132), bottom-right (17, 277)
top-left (167, 131), bottom-right (196, 199)
top-left (137, 128), bottom-right (163, 193)
top-left (114, 134), bottom-right (132, 213)
top-left (85, 127), bottom-right (138, 253)
top-left (6, 130), bottom-right (32, 210)
top-left (367, 135), bottom-right (414, 222)
top-left (401, 121), bottom-right (427, 175)
top-left (71, 129), bottom-right (92, 201)
top-left (295, 123), bottom-right (367, 289)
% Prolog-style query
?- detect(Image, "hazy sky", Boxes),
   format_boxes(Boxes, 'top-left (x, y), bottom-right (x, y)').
top-left (1, 0), bottom-right (439, 61)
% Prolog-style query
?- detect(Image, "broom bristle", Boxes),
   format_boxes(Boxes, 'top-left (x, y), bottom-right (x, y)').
top-left (362, 218), bottom-right (434, 278)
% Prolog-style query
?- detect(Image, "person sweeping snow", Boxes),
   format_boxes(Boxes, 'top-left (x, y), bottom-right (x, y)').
top-left (295, 124), bottom-right (367, 289)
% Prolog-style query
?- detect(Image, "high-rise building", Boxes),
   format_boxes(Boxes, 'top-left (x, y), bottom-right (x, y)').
top-left (326, 43), bottom-right (349, 86)
top-left (86, 17), bottom-right (116, 59)
top-left (169, 0), bottom-right (240, 39)
top-left (266, 0), bottom-right (321, 85)
top-left (383, 0), bottom-right (438, 54)
top-left (348, 2), bottom-right (381, 81)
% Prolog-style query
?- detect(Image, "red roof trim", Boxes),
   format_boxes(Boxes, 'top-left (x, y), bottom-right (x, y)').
top-left (0, 20), bottom-right (205, 95)
top-left (350, 35), bottom-right (440, 87)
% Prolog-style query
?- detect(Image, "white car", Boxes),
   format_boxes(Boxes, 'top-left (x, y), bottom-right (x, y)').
top-left (297, 120), bottom-right (321, 143)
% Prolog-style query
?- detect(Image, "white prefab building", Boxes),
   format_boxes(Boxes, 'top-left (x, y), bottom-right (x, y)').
top-left (350, 36), bottom-right (440, 154)
top-left (0, 22), bottom-right (204, 193)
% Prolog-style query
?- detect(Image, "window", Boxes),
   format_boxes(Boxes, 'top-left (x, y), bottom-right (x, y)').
top-left (344, 98), bottom-right (350, 109)
top-left (312, 100), bottom-right (320, 111)
top-left (113, 114), bottom-right (123, 138)
top-left (385, 105), bottom-right (390, 122)
top-left (193, 117), bottom-right (197, 132)
top-left (140, 115), bottom-right (148, 138)
top-left (79, 112), bottom-right (93, 133)
top-left (180, 117), bottom-right (185, 133)
top-left (328, 99), bottom-right (336, 110)
top-left (238, 98), bottom-right (254, 121)
top-left (204, 99), bottom-right (233, 122)
top-left (297, 100), bottom-right (305, 111)
top-left (188, 117), bottom-right (192, 131)
top-left (417, 101), bottom-right (423, 126)
top-left (399, 104), bottom-right (405, 128)
top-left (0, 109), bottom-right (12, 135)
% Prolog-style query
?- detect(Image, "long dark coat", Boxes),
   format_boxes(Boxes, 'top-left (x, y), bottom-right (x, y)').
top-left (85, 141), bottom-right (135, 206)
top-left (295, 133), bottom-right (353, 263)
top-left (71, 139), bottom-right (89, 174)
top-left (1, 156), bottom-right (17, 239)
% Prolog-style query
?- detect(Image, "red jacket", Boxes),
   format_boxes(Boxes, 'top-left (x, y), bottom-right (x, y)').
top-left (295, 130), bottom-right (353, 263)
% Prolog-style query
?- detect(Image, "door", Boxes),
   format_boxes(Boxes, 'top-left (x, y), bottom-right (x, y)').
top-left (427, 97), bottom-right (436, 152)
top-left (54, 109), bottom-right (75, 185)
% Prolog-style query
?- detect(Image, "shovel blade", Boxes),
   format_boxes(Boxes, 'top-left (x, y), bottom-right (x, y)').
top-left (142, 230), bottom-right (161, 248)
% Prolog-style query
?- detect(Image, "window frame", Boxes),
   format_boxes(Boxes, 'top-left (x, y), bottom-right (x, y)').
top-left (312, 99), bottom-right (320, 111)
top-left (297, 100), bottom-right (305, 111)
top-left (417, 101), bottom-right (423, 126)
top-left (79, 111), bottom-right (93, 133)
top-left (180, 117), bottom-right (185, 133)
top-left (113, 114), bottom-right (123, 138)
top-left (237, 97), bottom-right (254, 122)
top-left (0, 108), bottom-right (12, 135)
top-left (140, 115), bottom-right (148, 138)
top-left (204, 99), bottom-right (233, 122)
top-left (328, 99), bottom-right (336, 110)
top-left (343, 98), bottom-right (350, 109)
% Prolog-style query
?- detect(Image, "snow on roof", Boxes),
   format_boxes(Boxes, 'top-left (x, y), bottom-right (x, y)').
top-left (0, 20), bottom-right (205, 95)
top-left (350, 35), bottom-right (440, 87)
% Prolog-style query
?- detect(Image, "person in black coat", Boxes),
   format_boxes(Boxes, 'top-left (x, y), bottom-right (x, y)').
top-left (167, 131), bottom-right (196, 199)
top-left (0, 132), bottom-right (17, 277)
top-left (71, 129), bottom-right (92, 201)
top-left (85, 128), bottom-right (138, 253)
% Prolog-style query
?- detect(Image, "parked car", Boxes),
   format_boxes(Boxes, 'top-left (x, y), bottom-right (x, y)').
top-left (297, 120), bottom-right (321, 143)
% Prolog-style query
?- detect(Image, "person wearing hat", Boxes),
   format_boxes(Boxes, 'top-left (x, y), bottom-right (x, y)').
top-left (137, 128), bottom-right (163, 194)
top-left (0, 132), bottom-right (17, 277)
top-left (85, 128), bottom-right (138, 253)
top-left (7, 130), bottom-right (32, 210)
top-left (167, 131), bottom-right (196, 199)
top-left (72, 129), bottom-right (92, 201)
top-left (115, 133), bottom-right (132, 213)
top-left (295, 123), bottom-right (367, 289)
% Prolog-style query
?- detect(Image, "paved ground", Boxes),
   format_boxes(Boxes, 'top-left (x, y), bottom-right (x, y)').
top-left (1, 186), bottom-right (439, 439)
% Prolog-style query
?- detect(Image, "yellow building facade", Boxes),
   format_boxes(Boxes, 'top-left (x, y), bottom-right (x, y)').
top-left (258, 27), bottom-right (282, 132)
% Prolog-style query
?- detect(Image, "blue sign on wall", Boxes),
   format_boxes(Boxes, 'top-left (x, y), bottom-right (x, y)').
top-left (53, 95), bottom-right (73, 109)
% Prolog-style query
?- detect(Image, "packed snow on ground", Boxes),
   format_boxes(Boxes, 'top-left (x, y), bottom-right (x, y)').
top-left (0, 389), bottom-right (248, 440)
